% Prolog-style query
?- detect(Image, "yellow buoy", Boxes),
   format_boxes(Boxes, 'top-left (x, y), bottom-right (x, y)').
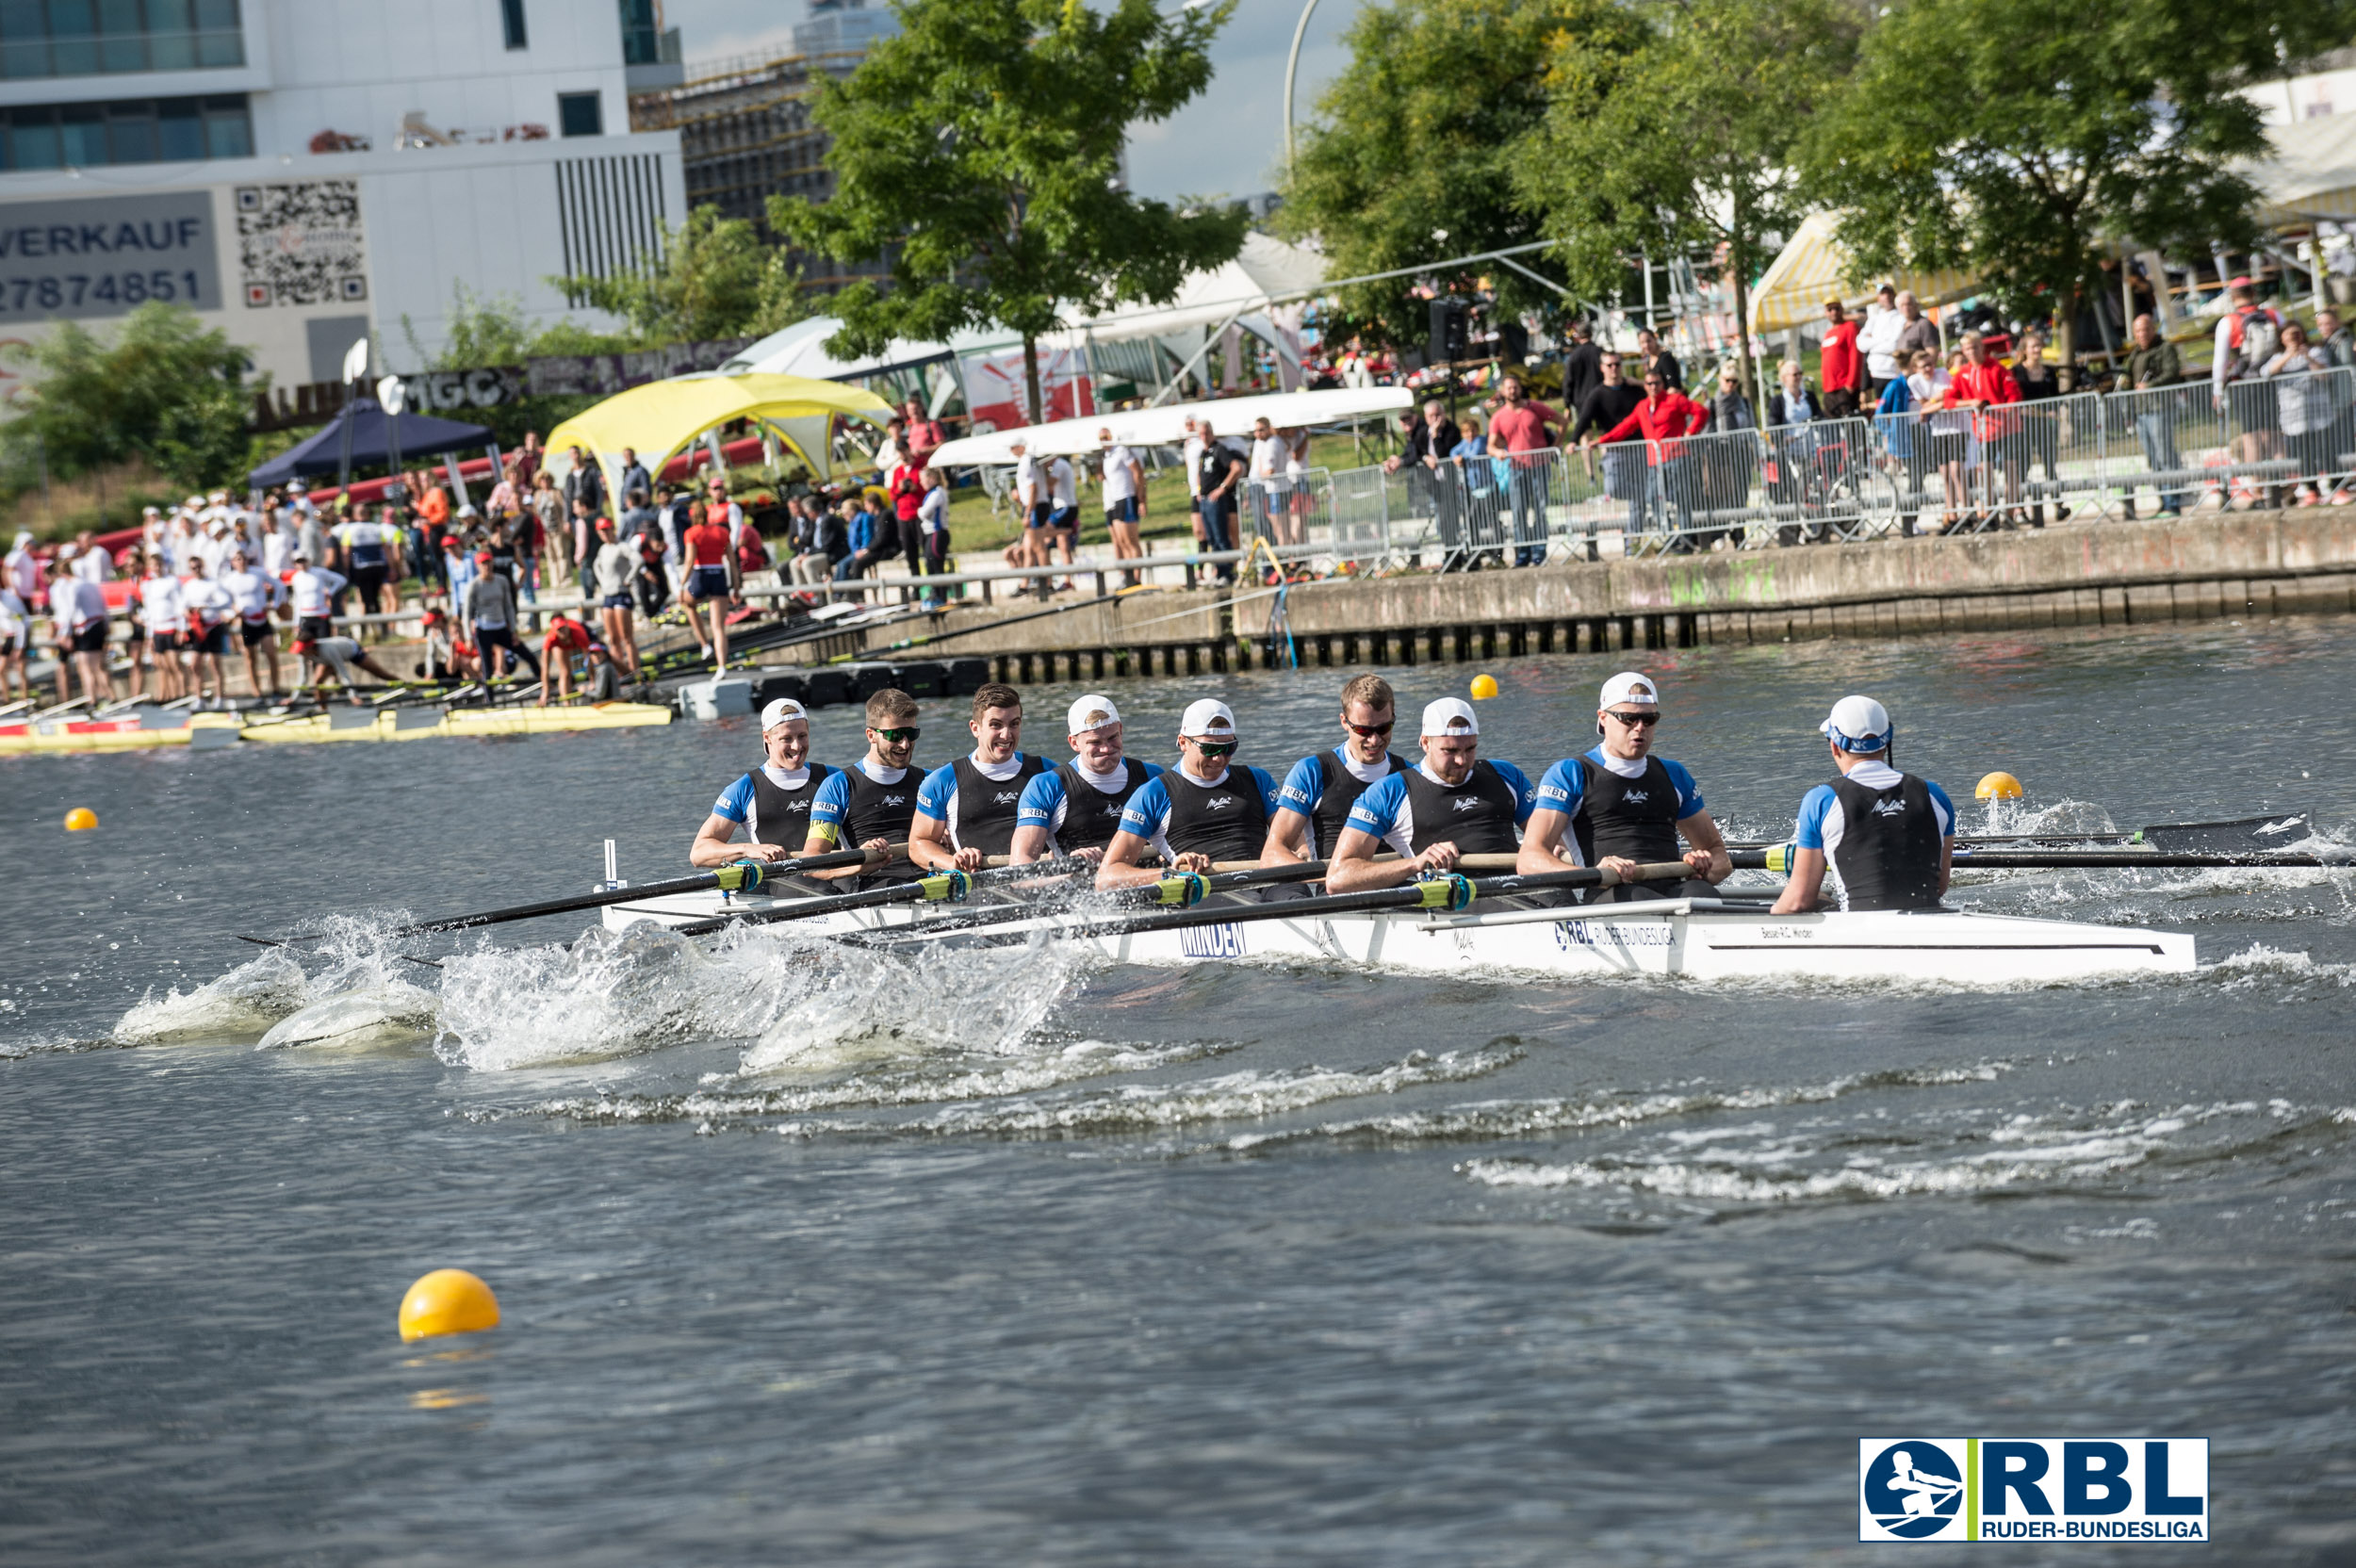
top-left (1468, 673), bottom-right (1499, 700)
top-left (63, 807), bottom-right (98, 832)
top-left (1975, 771), bottom-right (2024, 802)
top-left (398, 1269), bottom-right (500, 1342)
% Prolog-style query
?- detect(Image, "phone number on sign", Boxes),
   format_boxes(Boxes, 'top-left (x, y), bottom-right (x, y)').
top-left (0, 270), bottom-right (205, 312)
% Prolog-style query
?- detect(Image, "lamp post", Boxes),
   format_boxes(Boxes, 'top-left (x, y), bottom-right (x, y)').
top-left (1283, 0), bottom-right (1322, 178)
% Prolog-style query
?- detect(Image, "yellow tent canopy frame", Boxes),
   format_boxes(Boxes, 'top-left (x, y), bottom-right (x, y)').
top-left (545, 373), bottom-right (896, 503)
top-left (1747, 210), bottom-right (1979, 335)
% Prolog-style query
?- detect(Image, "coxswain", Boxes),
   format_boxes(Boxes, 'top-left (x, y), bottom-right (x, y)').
top-left (801, 687), bottom-right (926, 883)
top-left (1096, 699), bottom-right (1280, 889)
top-left (692, 697), bottom-right (836, 866)
top-left (909, 681), bottom-right (1048, 872)
top-left (1770, 695), bottom-right (1956, 913)
top-left (1517, 671), bottom-right (1731, 900)
top-left (219, 546), bottom-right (285, 697)
top-left (1324, 698), bottom-right (1535, 891)
top-left (1261, 673), bottom-right (1414, 863)
top-left (1009, 694), bottom-right (1162, 864)
top-left (283, 550), bottom-right (348, 693)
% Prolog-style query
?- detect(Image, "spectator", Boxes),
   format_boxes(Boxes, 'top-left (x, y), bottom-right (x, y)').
top-left (680, 499), bottom-right (737, 668)
top-left (1248, 416), bottom-right (1290, 547)
top-left (618, 446), bottom-right (652, 503)
top-left (917, 467), bottom-right (953, 596)
top-left (1859, 284), bottom-right (1905, 393)
top-left (531, 470), bottom-right (569, 583)
top-left (589, 517), bottom-right (641, 678)
top-left (1009, 436), bottom-right (1047, 584)
top-left (620, 486), bottom-right (657, 549)
top-left (1920, 348), bottom-right (1970, 531)
top-left (1711, 366), bottom-right (1757, 432)
top-left (5, 530), bottom-right (41, 612)
top-left (2262, 320), bottom-right (2335, 506)
top-left (833, 494), bottom-right (888, 590)
top-left (570, 496), bottom-right (600, 598)
top-left (1180, 416), bottom-right (1208, 549)
top-left (2315, 309), bottom-right (2356, 504)
top-left (1634, 327), bottom-right (1683, 394)
top-left (1893, 291), bottom-right (1942, 368)
top-left (0, 570), bottom-right (29, 702)
top-left (1045, 449), bottom-right (1080, 580)
top-left (2212, 279), bottom-right (2284, 506)
top-left (1818, 300), bottom-right (1865, 417)
top-left (2008, 328), bottom-right (2070, 525)
top-left (465, 548), bottom-right (539, 683)
top-left (1097, 431), bottom-right (1145, 584)
top-left (901, 396), bottom-right (946, 470)
top-left (2316, 307), bottom-right (2355, 370)
top-left (1767, 360), bottom-right (1827, 543)
top-left (2121, 313), bottom-right (2185, 518)
top-left (1871, 364), bottom-right (1925, 535)
top-left (1710, 367), bottom-right (1760, 547)
top-left (562, 445), bottom-right (606, 525)
top-left (1573, 352), bottom-right (1648, 542)
top-left (1598, 368), bottom-right (1710, 550)
top-left (1195, 423), bottom-right (1247, 582)
top-left (69, 530), bottom-right (113, 582)
top-left (1561, 320), bottom-right (1605, 414)
top-left (1485, 373), bottom-right (1565, 566)
top-left (1387, 399), bottom-right (1466, 569)
top-left (888, 438), bottom-right (928, 582)
top-left (1948, 331), bottom-right (2022, 526)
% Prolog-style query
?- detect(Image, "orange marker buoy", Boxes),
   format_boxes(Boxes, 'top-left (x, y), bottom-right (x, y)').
top-left (1974, 772), bottom-right (2024, 802)
top-left (398, 1269), bottom-right (500, 1342)
top-left (63, 808), bottom-right (98, 832)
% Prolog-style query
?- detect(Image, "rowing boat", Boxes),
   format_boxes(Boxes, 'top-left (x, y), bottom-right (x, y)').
top-left (0, 699), bottom-right (671, 755)
top-left (597, 880), bottom-right (2197, 983)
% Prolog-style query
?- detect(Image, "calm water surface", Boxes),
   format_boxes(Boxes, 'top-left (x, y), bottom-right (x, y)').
top-left (3, 620), bottom-right (2353, 1564)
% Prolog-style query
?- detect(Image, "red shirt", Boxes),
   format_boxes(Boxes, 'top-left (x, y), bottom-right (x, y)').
top-left (1486, 400), bottom-right (1562, 457)
top-left (683, 521), bottom-right (730, 567)
top-left (1820, 320), bottom-right (1862, 392)
top-left (543, 618), bottom-right (591, 655)
top-left (1599, 391), bottom-right (1710, 463)
top-left (890, 463), bottom-right (924, 520)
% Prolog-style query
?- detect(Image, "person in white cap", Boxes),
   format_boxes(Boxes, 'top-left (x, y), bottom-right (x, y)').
top-left (909, 680), bottom-right (1048, 872)
top-left (1324, 696), bottom-right (1537, 891)
top-left (1261, 673), bottom-right (1414, 864)
top-left (1010, 693), bottom-right (1163, 864)
top-left (1770, 695), bottom-right (1956, 912)
top-left (1096, 697), bottom-right (1280, 889)
top-left (692, 696), bottom-right (839, 866)
top-left (1519, 670), bottom-right (1729, 900)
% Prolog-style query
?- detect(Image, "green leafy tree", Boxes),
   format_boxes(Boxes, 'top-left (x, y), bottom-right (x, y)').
top-left (772, 0), bottom-right (1248, 423)
top-left (3, 302), bottom-right (255, 492)
top-left (1277, 0), bottom-right (1642, 349)
top-left (1804, 0), bottom-right (2352, 368)
top-left (400, 285), bottom-right (632, 449)
top-left (1520, 0), bottom-right (1860, 399)
top-left (552, 204), bottom-right (816, 345)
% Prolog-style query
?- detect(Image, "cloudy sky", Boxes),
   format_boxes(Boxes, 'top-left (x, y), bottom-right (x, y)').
top-left (657, 0), bottom-right (1354, 204)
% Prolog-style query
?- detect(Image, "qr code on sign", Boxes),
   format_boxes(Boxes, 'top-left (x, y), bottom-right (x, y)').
top-left (236, 181), bottom-right (368, 307)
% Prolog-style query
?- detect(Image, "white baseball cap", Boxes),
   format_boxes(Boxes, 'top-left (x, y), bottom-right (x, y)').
top-left (1821, 694), bottom-right (1892, 753)
top-left (1598, 671), bottom-right (1661, 710)
top-left (1179, 698), bottom-right (1235, 736)
top-left (760, 696), bottom-right (810, 730)
top-left (1420, 696), bottom-right (1480, 737)
top-left (1067, 694), bottom-right (1121, 734)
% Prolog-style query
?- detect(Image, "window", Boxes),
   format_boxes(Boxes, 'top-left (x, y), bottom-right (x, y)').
top-left (0, 0), bottom-right (243, 79)
top-left (499, 0), bottom-right (525, 51)
top-left (556, 90), bottom-right (601, 138)
top-left (0, 90), bottom-right (247, 167)
top-left (617, 0), bottom-right (657, 65)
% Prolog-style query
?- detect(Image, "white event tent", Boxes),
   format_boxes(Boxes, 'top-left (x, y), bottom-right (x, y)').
top-left (925, 385), bottom-right (1411, 468)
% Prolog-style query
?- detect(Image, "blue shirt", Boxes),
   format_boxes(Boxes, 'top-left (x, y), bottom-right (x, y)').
top-left (710, 764), bottom-right (817, 825)
top-left (1117, 765), bottom-right (1280, 849)
top-left (1534, 748), bottom-right (1706, 819)
top-left (914, 753), bottom-right (1032, 822)
top-left (808, 758), bottom-right (916, 841)
top-left (1792, 761), bottom-right (1955, 852)
top-left (1344, 760), bottom-right (1536, 853)
top-left (847, 509), bottom-right (875, 553)
top-left (1018, 759), bottom-right (1164, 833)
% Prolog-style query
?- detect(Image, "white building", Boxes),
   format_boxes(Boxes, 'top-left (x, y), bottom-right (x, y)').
top-left (0, 0), bottom-right (685, 400)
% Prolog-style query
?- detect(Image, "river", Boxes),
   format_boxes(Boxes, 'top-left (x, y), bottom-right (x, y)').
top-left (3, 618), bottom-right (2351, 1564)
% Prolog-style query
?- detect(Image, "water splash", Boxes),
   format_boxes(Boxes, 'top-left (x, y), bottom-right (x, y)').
top-left (113, 948), bottom-right (316, 1045)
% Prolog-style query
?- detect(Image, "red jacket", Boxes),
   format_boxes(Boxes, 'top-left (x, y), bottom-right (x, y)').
top-left (1820, 320), bottom-right (1862, 393)
top-left (1600, 391), bottom-right (1710, 464)
top-left (1947, 359), bottom-right (2020, 433)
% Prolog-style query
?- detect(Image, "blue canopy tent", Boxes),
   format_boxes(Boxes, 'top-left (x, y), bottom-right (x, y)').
top-left (248, 398), bottom-right (496, 488)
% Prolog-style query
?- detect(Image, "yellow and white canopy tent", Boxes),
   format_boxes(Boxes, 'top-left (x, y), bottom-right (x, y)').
top-left (1746, 210), bottom-right (1980, 335)
top-left (544, 372), bottom-right (896, 502)
top-left (2247, 112), bottom-right (2356, 228)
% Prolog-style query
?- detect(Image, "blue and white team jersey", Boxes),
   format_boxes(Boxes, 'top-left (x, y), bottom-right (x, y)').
top-left (1344, 760), bottom-right (1537, 856)
top-left (1792, 761), bottom-right (1955, 853)
top-left (1275, 749), bottom-right (1382, 814)
top-left (1117, 765), bottom-right (1280, 858)
top-left (710, 765), bottom-right (796, 825)
top-left (809, 759), bottom-right (912, 839)
top-left (1017, 760), bottom-right (1164, 833)
top-left (1534, 749), bottom-right (1707, 817)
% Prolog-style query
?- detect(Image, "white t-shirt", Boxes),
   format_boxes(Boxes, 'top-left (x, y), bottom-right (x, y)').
top-left (1047, 456), bottom-right (1076, 509)
top-left (263, 523), bottom-right (297, 576)
top-left (0, 585), bottom-right (26, 637)
top-left (181, 577), bottom-right (233, 628)
top-left (1101, 445), bottom-right (1138, 505)
top-left (71, 546), bottom-right (113, 583)
top-left (918, 485), bottom-right (949, 535)
top-left (137, 575), bottom-right (183, 634)
top-left (48, 576), bottom-right (106, 630)
top-left (1182, 434), bottom-right (1205, 498)
top-left (1013, 454), bottom-right (1040, 509)
top-left (286, 566), bottom-right (347, 618)
top-left (1859, 303), bottom-right (1906, 382)
top-left (219, 567), bottom-right (280, 621)
top-left (1250, 435), bottom-right (1286, 484)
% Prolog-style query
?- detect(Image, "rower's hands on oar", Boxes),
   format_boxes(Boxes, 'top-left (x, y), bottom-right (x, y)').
top-left (1681, 849), bottom-right (1716, 878)
top-left (1170, 851), bottom-right (1213, 874)
top-left (1412, 841), bottom-right (1462, 874)
top-left (1599, 855), bottom-right (1644, 882)
top-left (948, 844), bottom-right (986, 873)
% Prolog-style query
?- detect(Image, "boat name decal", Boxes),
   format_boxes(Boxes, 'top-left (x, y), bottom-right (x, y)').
top-left (1177, 923), bottom-right (1247, 958)
top-left (1757, 925), bottom-right (1814, 940)
top-left (1552, 919), bottom-right (1675, 949)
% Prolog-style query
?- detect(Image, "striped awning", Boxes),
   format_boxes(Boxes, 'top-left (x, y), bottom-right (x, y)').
top-left (2247, 112), bottom-right (2356, 228)
top-left (1747, 210), bottom-right (1979, 335)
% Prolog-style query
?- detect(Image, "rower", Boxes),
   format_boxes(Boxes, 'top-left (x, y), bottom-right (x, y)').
top-left (1009, 694), bottom-right (1161, 864)
top-left (1517, 670), bottom-right (1731, 900)
top-left (1324, 698), bottom-right (1535, 891)
top-left (692, 697), bottom-right (835, 867)
top-left (801, 687), bottom-right (925, 883)
top-left (909, 680), bottom-right (1048, 873)
top-left (1260, 673), bottom-right (1415, 863)
top-left (1770, 695), bottom-right (1956, 913)
top-left (1096, 699), bottom-right (1280, 889)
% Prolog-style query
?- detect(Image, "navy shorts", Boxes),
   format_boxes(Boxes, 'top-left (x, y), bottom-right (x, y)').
top-left (601, 593), bottom-right (636, 610)
top-left (1027, 502), bottom-right (1053, 531)
top-left (1048, 507), bottom-right (1078, 534)
top-left (70, 621), bottom-right (108, 654)
top-left (687, 565), bottom-right (730, 599)
top-left (1104, 497), bottom-right (1139, 525)
top-left (195, 622), bottom-right (230, 657)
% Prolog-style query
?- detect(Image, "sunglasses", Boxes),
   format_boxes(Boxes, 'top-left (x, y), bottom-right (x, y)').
top-left (1190, 739), bottom-right (1239, 759)
top-left (1345, 720), bottom-right (1395, 738)
top-left (870, 727), bottom-right (921, 743)
top-left (1605, 710), bottom-right (1661, 727)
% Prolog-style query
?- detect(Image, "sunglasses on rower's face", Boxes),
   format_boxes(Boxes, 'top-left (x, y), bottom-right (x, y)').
top-left (871, 727), bottom-right (920, 743)
top-left (1606, 710), bottom-right (1661, 727)
top-left (1191, 739), bottom-right (1238, 759)
top-left (1345, 720), bottom-right (1395, 739)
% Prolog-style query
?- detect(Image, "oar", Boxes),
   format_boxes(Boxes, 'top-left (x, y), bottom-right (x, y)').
top-left (974, 852), bottom-right (1525, 872)
top-left (1726, 813), bottom-right (2315, 852)
top-left (671, 869), bottom-right (973, 937)
top-left (1729, 846), bottom-right (2349, 872)
top-left (848, 859), bottom-right (1342, 943)
top-left (239, 842), bottom-right (909, 946)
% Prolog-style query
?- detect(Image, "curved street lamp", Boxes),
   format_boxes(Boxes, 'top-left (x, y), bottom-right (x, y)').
top-left (1283, 0), bottom-right (1321, 177)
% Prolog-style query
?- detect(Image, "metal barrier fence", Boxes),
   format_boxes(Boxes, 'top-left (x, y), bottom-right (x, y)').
top-left (1298, 366), bottom-right (2356, 564)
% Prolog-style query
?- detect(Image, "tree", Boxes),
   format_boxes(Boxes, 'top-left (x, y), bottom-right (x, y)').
top-left (1277, 0), bottom-right (1642, 350)
top-left (552, 204), bottom-right (814, 345)
top-left (1803, 0), bottom-right (2353, 370)
top-left (400, 285), bottom-right (631, 450)
top-left (1519, 0), bottom-right (1860, 399)
top-left (3, 302), bottom-right (255, 493)
top-left (772, 0), bottom-right (1248, 423)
